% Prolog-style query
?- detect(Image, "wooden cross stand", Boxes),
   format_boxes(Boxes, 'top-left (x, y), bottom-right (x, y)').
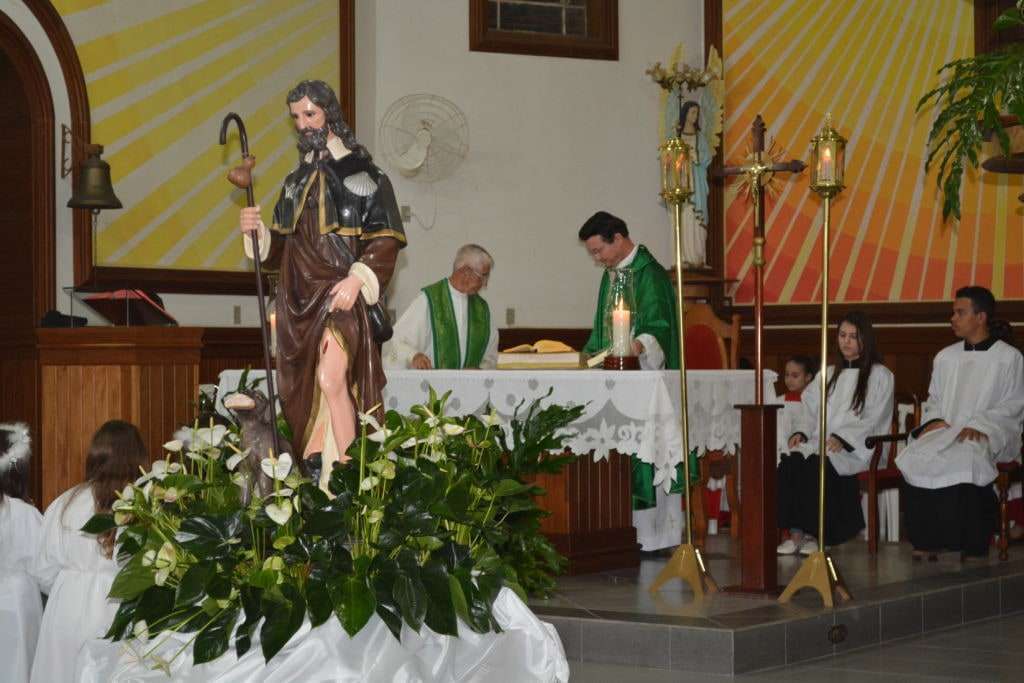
top-left (716, 115), bottom-right (804, 593)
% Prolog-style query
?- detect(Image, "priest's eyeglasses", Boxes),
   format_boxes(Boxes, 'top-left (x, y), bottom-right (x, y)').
top-left (465, 266), bottom-right (490, 284)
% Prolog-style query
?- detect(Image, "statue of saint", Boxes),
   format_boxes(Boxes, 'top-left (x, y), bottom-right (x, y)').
top-left (239, 80), bottom-right (405, 486)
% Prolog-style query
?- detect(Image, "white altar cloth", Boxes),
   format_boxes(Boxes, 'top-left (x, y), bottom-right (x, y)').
top-left (216, 368), bottom-right (775, 551)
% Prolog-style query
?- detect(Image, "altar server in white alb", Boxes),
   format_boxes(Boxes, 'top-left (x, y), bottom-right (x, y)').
top-left (0, 423), bottom-right (42, 683)
top-left (777, 312), bottom-right (894, 555)
top-left (30, 420), bottom-right (150, 683)
top-left (384, 244), bottom-right (499, 370)
top-left (897, 286), bottom-right (1024, 560)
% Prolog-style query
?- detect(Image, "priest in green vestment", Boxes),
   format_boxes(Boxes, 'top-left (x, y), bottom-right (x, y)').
top-left (579, 211), bottom-right (680, 370)
top-left (579, 211), bottom-right (689, 514)
top-left (384, 244), bottom-right (499, 370)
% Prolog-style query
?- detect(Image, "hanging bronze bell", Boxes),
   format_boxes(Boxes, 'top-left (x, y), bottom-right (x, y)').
top-left (67, 144), bottom-right (123, 210)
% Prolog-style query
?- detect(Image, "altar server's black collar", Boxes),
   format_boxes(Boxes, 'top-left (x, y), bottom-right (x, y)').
top-left (964, 336), bottom-right (996, 351)
top-left (841, 358), bottom-right (858, 369)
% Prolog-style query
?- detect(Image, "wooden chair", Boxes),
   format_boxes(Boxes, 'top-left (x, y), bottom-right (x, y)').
top-left (683, 302), bottom-right (741, 370)
top-left (860, 393), bottom-right (920, 554)
top-left (996, 458), bottom-right (1023, 561)
top-left (682, 303), bottom-right (741, 543)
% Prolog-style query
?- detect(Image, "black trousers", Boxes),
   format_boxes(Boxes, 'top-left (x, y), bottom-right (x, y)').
top-left (777, 452), bottom-right (865, 546)
top-left (902, 482), bottom-right (997, 556)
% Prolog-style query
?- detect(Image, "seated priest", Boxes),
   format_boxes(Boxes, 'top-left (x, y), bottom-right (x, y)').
top-left (578, 211), bottom-right (679, 370)
top-left (896, 286), bottom-right (1024, 561)
top-left (384, 244), bottom-right (498, 369)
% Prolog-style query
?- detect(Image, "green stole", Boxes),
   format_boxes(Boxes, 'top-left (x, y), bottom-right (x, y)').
top-left (582, 245), bottom-right (685, 509)
top-left (422, 279), bottom-right (490, 369)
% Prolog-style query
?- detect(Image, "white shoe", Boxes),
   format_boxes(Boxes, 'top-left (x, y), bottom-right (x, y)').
top-left (799, 539), bottom-right (819, 555)
top-left (777, 539), bottom-right (799, 555)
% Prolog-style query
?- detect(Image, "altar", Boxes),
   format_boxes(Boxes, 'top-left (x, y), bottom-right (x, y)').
top-left (217, 368), bottom-right (776, 560)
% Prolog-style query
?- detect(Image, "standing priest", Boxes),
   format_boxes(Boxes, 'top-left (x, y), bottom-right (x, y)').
top-left (896, 286), bottom-right (1024, 560)
top-left (579, 211), bottom-right (683, 550)
top-left (579, 211), bottom-right (679, 370)
top-left (384, 244), bottom-right (498, 370)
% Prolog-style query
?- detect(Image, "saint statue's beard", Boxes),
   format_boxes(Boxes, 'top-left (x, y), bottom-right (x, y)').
top-left (297, 126), bottom-right (329, 155)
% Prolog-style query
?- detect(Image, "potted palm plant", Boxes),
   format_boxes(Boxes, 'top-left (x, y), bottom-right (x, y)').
top-left (918, 0), bottom-right (1024, 220)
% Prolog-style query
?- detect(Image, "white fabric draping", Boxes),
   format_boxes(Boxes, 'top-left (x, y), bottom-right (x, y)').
top-left (76, 588), bottom-right (568, 683)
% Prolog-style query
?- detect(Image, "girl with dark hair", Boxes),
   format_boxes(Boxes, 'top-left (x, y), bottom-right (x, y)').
top-left (777, 312), bottom-right (894, 555)
top-left (30, 420), bottom-right (149, 683)
top-left (0, 423), bottom-right (42, 683)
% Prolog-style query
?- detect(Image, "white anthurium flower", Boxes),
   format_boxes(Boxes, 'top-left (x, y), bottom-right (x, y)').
top-left (386, 451), bottom-right (398, 462)
top-left (162, 488), bottom-right (179, 503)
top-left (260, 452), bottom-right (293, 481)
top-left (207, 447), bottom-right (222, 460)
top-left (193, 425), bottom-right (228, 449)
top-left (119, 484), bottom-right (135, 502)
top-left (226, 452), bottom-right (246, 471)
top-left (366, 509), bottom-right (384, 524)
top-left (141, 481), bottom-right (153, 501)
top-left (423, 432), bottom-right (443, 447)
top-left (135, 460), bottom-right (180, 485)
top-left (162, 439), bottom-right (183, 453)
top-left (423, 450), bottom-right (446, 463)
top-left (275, 487), bottom-right (294, 498)
top-left (149, 542), bottom-right (177, 586)
top-left (425, 416), bottom-right (440, 428)
top-left (359, 476), bottom-right (380, 491)
top-left (481, 410), bottom-right (502, 427)
top-left (265, 498), bottom-right (293, 525)
top-left (442, 422), bottom-right (466, 436)
top-left (358, 411), bottom-right (392, 443)
top-left (400, 437), bottom-right (416, 449)
top-left (114, 510), bottom-right (133, 525)
top-left (230, 472), bottom-right (248, 488)
top-left (133, 619), bottom-right (149, 642)
top-left (111, 498), bottom-right (133, 512)
top-left (184, 449), bottom-right (205, 462)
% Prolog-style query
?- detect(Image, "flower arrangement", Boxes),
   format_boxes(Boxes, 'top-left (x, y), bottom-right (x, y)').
top-left (83, 388), bottom-right (583, 671)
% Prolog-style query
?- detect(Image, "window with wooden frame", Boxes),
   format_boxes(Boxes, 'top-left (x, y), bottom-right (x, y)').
top-left (469, 0), bottom-right (618, 61)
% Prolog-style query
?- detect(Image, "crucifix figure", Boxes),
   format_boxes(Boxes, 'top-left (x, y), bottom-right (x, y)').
top-left (716, 115), bottom-right (804, 593)
top-left (718, 115), bottom-right (805, 404)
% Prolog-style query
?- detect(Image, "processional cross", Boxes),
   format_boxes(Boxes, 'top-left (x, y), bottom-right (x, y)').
top-left (717, 116), bottom-right (804, 594)
top-left (718, 115), bottom-right (805, 404)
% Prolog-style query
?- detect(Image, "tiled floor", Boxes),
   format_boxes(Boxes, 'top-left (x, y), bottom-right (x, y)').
top-left (531, 535), bottom-right (1024, 674)
top-left (569, 611), bottom-right (1024, 681)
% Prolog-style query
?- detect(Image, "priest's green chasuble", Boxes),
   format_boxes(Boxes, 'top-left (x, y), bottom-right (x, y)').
top-left (582, 245), bottom-right (687, 510)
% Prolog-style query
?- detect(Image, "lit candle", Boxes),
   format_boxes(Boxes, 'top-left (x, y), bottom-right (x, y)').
top-left (819, 146), bottom-right (834, 182)
top-left (611, 306), bottom-right (632, 356)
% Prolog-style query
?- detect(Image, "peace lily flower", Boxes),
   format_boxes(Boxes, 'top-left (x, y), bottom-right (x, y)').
top-left (162, 439), bottom-right (183, 453)
top-left (358, 411), bottom-right (392, 443)
top-left (260, 452), bottom-right (293, 481)
top-left (442, 422), bottom-right (466, 436)
top-left (225, 449), bottom-right (249, 472)
top-left (142, 541), bottom-right (178, 586)
top-left (193, 424), bottom-right (228, 449)
top-left (135, 460), bottom-right (182, 485)
top-left (265, 498), bottom-right (293, 525)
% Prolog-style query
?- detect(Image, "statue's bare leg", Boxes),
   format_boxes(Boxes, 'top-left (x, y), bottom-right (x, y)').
top-left (316, 330), bottom-right (356, 464)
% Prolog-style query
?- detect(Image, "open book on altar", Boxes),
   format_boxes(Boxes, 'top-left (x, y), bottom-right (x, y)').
top-left (79, 289), bottom-right (178, 326)
top-left (497, 339), bottom-right (584, 369)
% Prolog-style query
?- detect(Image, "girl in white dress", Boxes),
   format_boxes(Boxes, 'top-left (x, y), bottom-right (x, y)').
top-left (0, 423), bottom-right (42, 683)
top-left (777, 312), bottom-right (894, 555)
top-left (30, 420), bottom-right (149, 683)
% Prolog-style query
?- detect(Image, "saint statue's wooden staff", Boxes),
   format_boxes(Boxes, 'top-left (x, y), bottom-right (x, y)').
top-left (219, 112), bottom-right (283, 459)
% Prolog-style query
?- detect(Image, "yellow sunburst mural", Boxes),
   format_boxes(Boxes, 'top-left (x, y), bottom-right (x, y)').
top-left (56, 0), bottom-right (342, 272)
top-left (723, 0), bottom-right (1024, 305)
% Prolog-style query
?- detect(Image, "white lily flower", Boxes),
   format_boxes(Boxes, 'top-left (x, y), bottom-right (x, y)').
top-left (162, 439), bottom-right (183, 453)
top-left (193, 425), bottom-right (228, 449)
top-left (265, 499), bottom-right (293, 525)
top-left (260, 452), bottom-right (292, 481)
top-left (442, 423), bottom-right (466, 436)
top-left (225, 451), bottom-right (246, 471)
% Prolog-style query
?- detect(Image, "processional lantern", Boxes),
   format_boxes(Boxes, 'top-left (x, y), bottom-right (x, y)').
top-left (647, 61), bottom-right (719, 598)
top-left (779, 113), bottom-right (852, 608)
